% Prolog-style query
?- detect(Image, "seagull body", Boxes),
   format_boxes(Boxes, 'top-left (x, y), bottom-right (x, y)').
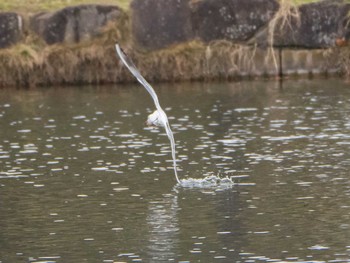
top-left (115, 44), bottom-right (180, 184)
top-left (146, 110), bottom-right (164, 127)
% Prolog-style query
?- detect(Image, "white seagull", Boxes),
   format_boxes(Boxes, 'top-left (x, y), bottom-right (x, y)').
top-left (115, 44), bottom-right (180, 184)
top-left (146, 110), bottom-right (163, 127)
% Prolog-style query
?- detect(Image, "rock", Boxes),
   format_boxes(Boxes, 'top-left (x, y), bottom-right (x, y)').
top-left (191, 0), bottom-right (279, 42)
top-left (131, 0), bottom-right (193, 50)
top-left (281, 49), bottom-right (339, 75)
top-left (257, 0), bottom-right (350, 48)
top-left (0, 12), bottom-right (22, 48)
top-left (30, 4), bottom-right (123, 44)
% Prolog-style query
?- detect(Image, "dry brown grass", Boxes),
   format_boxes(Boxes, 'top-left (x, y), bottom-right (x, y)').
top-left (264, 0), bottom-right (301, 72)
top-left (0, 12), bottom-right (130, 87)
top-left (334, 47), bottom-right (350, 76)
top-left (0, 36), bottom-right (277, 87)
top-left (114, 40), bottom-right (279, 83)
top-left (0, 0), bottom-right (131, 13)
top-left (0, 0), bottom-right (348, 87)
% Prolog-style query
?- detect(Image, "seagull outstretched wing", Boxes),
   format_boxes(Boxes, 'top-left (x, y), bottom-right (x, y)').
top-left (115, 44), bottom-right (180, 184)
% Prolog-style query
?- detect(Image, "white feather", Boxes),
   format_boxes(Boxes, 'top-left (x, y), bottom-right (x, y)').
top-left (146, 110), bottom-right (164, 127)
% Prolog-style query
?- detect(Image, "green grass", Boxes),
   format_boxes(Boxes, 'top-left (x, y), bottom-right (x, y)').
top-left (0, 0), bottom-right (132, 13)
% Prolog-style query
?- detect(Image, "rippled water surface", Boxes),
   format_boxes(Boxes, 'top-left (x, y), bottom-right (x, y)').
top-left (1, 79), bottom-right (350, 262)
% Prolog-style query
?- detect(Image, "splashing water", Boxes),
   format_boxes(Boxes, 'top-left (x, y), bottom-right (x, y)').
top-left (115, 44), bottom-right (234, 189)
top-left (179, 175), bottom-right (235, 189)
top-left (115, 44), bottom-right (180, 184)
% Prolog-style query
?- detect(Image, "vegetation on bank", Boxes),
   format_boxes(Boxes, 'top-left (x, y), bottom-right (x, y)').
top-left (0, 0), bottom-right (338, 13)
top-left (0, 0), bottom-right (131, 13)
top-left (0, 15), bottom-right (131, 86)
top-left (0, 0), bottom-right (348, 87)
top-left (0, 25), bottom-right (267, 86)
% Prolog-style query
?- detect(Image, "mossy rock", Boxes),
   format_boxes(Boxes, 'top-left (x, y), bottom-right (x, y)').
top-left (131, 0), bottom-right (193, 50)
top-left (191, 0), bottom-right (279, 42)
top-left (30, 4), bottom-right (124, 44)
top-left (256, 0), bottom-right (350, 48)
top-left (0, 12), bottom-right (22, 48)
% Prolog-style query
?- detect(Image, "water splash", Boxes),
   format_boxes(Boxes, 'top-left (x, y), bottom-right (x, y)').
top-left (115, 44), bottom-right (180, 184)
top-left (178, 175), bottom-right (235, 189)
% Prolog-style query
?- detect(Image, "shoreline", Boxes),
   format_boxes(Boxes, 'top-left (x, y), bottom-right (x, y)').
top-left (0, 0), bottom-right (349, 87)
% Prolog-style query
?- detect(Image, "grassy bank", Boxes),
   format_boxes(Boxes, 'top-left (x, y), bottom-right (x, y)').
top-left (0, 0), bottom-right (333, 13)
top-left (0, 0), bottom-right (131, 13)
top-left (0, 0), bottom-right (347, 87)
top-left (0, 15), bottom-right (131, 87)
top-left (0, 40), bottom-right (256, 86)
top-left (0, 36), bottom-right (341, 87)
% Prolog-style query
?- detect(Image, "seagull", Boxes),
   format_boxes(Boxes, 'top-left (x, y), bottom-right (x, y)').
top-left (115, 44), bottom-right (180, 184)
top-left (146, 110), bottom-right (163, 127)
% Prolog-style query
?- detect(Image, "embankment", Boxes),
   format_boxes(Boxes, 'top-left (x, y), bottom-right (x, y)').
top-left (0, 0), bottom-right (349, 87)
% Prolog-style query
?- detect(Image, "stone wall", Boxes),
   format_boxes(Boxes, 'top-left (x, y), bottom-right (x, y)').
top-left (131, 0), bottom-right (193, 50)
top-left (253, 0), bottom-right (350, 48)
top-left (130, 0), bottom-right (350, 49)
top-left (191, 0), bottom-right (280, 43)
top-left (0, 12), bottom-right (22, 48)
top-left (30, 5), bottom-right (123, 44)
top-left (0, 0), bottom-right (349, 85)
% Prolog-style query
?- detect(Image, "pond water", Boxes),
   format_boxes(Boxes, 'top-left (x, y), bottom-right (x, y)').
top-left (0, 79), bottom-right (350, 263)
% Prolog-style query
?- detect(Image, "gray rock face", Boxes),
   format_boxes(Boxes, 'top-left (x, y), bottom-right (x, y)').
top-left (0, 12), bottom-right (22, 48)
top-left (131, 0), bottom-right (193, 50)
top-left (30, 5), bottom-right (122, 44)
top-left (191, 0), bottom-right (279, 42)
top-left (262, 0), bottom-right (350, 48)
